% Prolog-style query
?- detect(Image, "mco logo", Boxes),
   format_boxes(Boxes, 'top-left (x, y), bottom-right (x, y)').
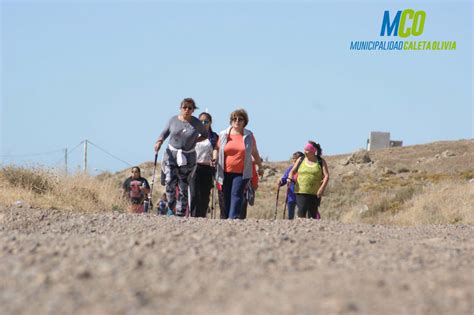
top-left (380, 9), bottom-right (426, 37)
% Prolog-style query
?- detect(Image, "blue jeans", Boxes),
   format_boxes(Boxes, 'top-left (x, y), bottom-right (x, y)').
top-left (287, 202), bottom-right (296, 220)
top-left (223, 172), bottom-right (250, 219)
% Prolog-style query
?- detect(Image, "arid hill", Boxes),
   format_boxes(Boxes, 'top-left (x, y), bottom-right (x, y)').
top-left (1, 139), bottom-right (473, 225)
top-left (100, 139), bottom-right (474, 225)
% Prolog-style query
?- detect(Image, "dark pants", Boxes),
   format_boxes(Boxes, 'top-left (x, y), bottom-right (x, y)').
top-left (287, 202), bottom-right (296, 220)
top-left (296, 194), bottom-right (321, 219)
top-left (218, 189), bottom-right (226, 219)
top-left (240, 199), bottom-right (248, 219)
top-left (190, 164), bottom-right (214, 217)
top-left (223, 172), bottom-right (250, 219)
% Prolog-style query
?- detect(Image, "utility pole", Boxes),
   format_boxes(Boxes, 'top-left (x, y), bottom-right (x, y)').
top-left (64, 148), bottom-right (68, 175)
top-left (83, 140), bottom-right (88, 173)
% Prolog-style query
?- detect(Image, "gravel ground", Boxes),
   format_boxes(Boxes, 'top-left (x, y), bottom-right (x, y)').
top-left (1, 206), bottom-right (473, 315)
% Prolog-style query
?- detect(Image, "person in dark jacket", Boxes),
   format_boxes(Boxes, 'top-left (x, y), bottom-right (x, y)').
top-left (278, 151), bottom-right (304, 219)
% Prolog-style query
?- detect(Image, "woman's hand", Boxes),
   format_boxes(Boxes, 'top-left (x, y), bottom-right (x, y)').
top-left (154, 140), bottom-right (163, 153)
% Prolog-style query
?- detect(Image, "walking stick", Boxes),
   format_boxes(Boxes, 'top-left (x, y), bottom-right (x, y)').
top-left (282, 188), bottom-right (288, 219)
top-left (210, 184), bottom-right (215, 219)
top-left (274, 186), bottom-right (280, 220)
top-left (149, 153), bottom-right (158, 212)
top-left (186, 185), bottom-right (191, 218)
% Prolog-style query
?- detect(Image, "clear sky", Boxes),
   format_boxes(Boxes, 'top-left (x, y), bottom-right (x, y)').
top-left (1, 1), bottom-right (472, 174)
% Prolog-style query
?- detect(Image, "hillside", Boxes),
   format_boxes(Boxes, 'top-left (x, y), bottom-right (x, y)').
top-left (1, 139), bottom-right (473, 225)
top-left (100, 139), bottom-right (474, 225)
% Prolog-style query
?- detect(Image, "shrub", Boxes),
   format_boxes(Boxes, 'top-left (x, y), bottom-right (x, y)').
top-left (0, 166), bottom-right (56, 194)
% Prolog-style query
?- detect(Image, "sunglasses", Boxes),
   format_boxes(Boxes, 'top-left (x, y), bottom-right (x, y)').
top-left (181, 106), bottom-right (194, 111)
top-left (232, 117), bottom-right (245, 122)
top-left (201, 120), bottom-right (210, 125)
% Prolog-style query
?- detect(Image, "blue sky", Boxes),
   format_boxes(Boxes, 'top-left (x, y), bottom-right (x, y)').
top-left (1, 1), bottom-right (472, 173)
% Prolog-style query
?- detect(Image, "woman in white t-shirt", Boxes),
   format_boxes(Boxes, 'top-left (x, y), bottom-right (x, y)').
top-left (190, 112), bottom-right (219, 217)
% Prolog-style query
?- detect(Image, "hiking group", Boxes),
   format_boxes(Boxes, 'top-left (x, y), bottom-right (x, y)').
top-left (122, 98), bottom-right (329, 219)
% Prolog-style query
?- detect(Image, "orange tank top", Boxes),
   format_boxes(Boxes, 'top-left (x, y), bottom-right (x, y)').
top-left (224, 134), bottom-right (246, 173)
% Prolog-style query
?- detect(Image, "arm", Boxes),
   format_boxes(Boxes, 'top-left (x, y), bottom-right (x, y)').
top-left (211, 136), bottom-right (219, 167)
top-left (154, 118), bottom-right (172, 153)
top-left (196, 135), bottom-right (207, 142)
top-left (278, 166), bottom-right (292, 187)
top-left (287, 157), bottom-right (302, 184)
top-left (317, 159), bottom-right (330, 198)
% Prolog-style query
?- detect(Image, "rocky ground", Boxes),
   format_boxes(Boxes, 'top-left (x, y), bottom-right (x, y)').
top-left (1, 206), bottom-right (473, 315)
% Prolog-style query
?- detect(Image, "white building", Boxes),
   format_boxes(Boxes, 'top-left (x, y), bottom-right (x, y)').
top-left (367, 132), bottom-right (403, 151)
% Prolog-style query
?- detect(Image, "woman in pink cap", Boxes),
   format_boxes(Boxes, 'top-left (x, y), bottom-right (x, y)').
top-left (287, 140), bottom-right (329, 219)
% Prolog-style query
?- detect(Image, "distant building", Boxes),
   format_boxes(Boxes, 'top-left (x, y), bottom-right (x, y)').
top-left (367, 132), bottom-right (403, 151)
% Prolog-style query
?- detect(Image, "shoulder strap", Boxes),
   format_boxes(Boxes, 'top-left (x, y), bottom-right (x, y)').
top-left (317, 156), bottom-right (323, 168)
top-left (294, 157), bottom-right (305, 174)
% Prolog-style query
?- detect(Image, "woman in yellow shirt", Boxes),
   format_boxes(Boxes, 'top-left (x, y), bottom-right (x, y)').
top-left (287, 141), bottom-right (329, 219)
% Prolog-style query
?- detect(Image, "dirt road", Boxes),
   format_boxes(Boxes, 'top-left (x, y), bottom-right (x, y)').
top-left (1, 206), bottom-right (473, 315)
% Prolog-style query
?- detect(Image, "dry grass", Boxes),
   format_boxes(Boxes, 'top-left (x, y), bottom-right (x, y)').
top-left (0, 166), bottom-right (127, 212)
top-left (0, 166), bottom-right (56, 194)
top-left (389, 181), bottom-right (474, 225)
top-left (1, 139), bottom-right (473, 225)
top-left (261, 140), bottom-right (473, 224)
top-left (340, 180), bottom-right (474, 225)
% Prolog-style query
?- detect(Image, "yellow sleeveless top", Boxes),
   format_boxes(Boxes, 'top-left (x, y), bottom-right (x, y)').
top-left (295, 158), bottom-right (323, 195)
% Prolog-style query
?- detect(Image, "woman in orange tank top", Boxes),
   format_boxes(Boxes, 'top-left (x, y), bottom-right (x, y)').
top-left (212, 109), bottom-right (263, 219)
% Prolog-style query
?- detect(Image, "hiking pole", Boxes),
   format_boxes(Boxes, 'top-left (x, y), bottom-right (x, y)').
top-left (274, 186), bottom-right (280, 220)
top-left (149, 153), bottom-right (158, 213)
top-left (282, 188), bottom-right (288, 219)
top-left (210, 184), bottom-right (215, 219)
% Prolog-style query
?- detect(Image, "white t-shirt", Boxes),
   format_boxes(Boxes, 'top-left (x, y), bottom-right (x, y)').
top-left (196, 139), bottom-right (213, 164)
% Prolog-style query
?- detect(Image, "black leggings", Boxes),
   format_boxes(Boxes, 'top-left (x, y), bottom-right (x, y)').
top-left (296, 194), bottom-right (320, 219)
top-left (190, 164), bottom-right (214, 217)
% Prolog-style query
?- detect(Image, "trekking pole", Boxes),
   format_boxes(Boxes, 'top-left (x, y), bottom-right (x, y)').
top-left (274, 186), bottom-right (280, 220)
top-left (149, 153), bottom-right (158, 213)
top-left (282, 188), bottom-right (288, 219)
top-left (209, 169), bottom-right (216, 219)
top-left (210, 184), bottom-right (215, 219)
